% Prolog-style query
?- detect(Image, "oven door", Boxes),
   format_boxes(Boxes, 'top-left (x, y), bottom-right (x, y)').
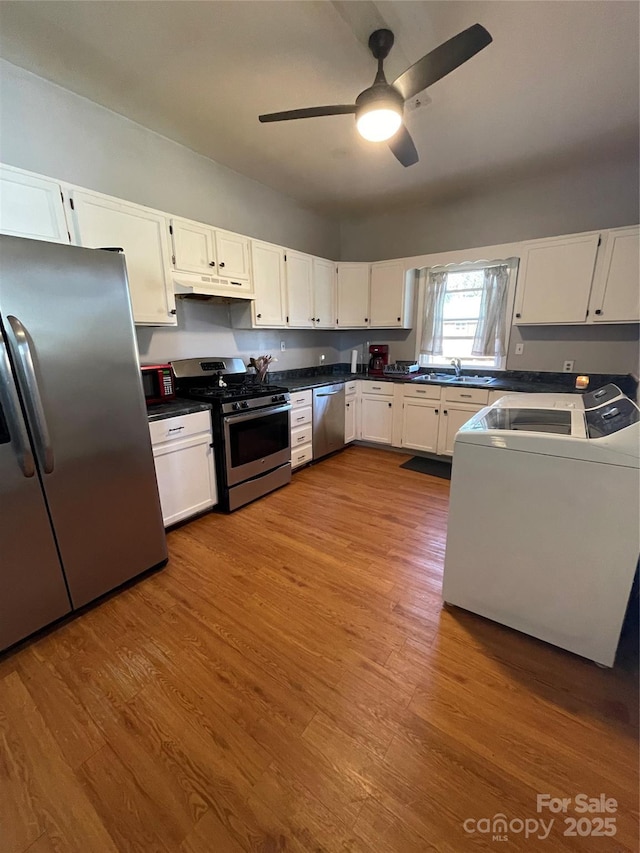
top-left (223, 403), bottom-right (291, 487)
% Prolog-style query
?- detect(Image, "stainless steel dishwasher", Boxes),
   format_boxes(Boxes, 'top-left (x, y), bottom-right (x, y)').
top-left (313, 383), bottom-right (345, 459)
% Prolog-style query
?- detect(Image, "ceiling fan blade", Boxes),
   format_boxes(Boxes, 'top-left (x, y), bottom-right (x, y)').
top-left (392, 23), bottom-right (492, 101)
top-left (259, 105), bottom-right (357, 123)
top-left (388, 125), bottom-right (419, 167)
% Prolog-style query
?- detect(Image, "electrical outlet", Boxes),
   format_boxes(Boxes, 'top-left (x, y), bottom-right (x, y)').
top-left (280, 341), bottom-right (286, 352)
top-left (319, 353), bottom-right (325, 365)
top-left (515, 343), bottom-right (524, 355)
top-left (563, 360), bottom-right (575, 373)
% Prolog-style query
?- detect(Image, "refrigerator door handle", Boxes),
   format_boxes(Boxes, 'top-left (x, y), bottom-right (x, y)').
top-left (6, 315), bottom-right (55, 474)
top-left (0, 330), bottom-right (36, 478)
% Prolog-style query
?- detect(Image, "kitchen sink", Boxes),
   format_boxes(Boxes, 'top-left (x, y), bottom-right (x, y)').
top-left (412, 373), bottom-right (496, 385)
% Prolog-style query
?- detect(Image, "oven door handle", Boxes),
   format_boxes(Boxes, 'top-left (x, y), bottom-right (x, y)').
top-left (223, 402), bottom-right (291, 424)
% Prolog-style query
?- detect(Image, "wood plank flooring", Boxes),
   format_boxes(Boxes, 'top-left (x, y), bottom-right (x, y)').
top-left (2, 446), bottom-right (638, 852)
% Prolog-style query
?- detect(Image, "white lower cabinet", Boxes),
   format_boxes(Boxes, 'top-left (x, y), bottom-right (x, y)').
top-left (436, 387), bottom-right (489, 456)
top-left (290, 389), bottom-right (313, 469)
top-left (344, 381), bottom-right (358, 443)
top-left (360, 382), bottom-right (395, 444)
top-left (149, 411), bottom-right (217, 526)
top-left (401, 399), bottom-right (440, 453)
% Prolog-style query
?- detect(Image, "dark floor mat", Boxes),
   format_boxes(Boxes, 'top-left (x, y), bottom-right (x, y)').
top-left (399, 456), bottom-right (452, 479)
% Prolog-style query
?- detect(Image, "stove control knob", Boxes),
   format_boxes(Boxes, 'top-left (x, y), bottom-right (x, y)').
top-left (280, 394), bottom-right (286, 401)
top-left (272, 395), bottom-right (278, 402)
top-left (241, 401), bottom-right (249, 409)
top-left (232, 402), bottom-right (240, 411)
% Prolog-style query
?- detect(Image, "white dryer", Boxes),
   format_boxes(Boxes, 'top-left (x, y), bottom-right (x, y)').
top-left (442, 389), bottom-right (639, 667)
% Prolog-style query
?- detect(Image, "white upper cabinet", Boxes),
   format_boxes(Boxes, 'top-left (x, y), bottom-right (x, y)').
top-left (286, 250), bottom-right (314, 328)
top-left (0, 165), bottom-right (70, 244)
top-left (214, 229), bottom-right (251, 283)
top-left (171, 218), bottom-right (214, 273)
top-left (170, 217), bottom-right (252, 295)
top-left (69, 189), bottom-right (177, 326)
top-left (369, 260), bottom-right (414, 328)
top-left (588, 226), bottom-right (640, 323)
top-left (337, 263), bottom-right (370, 328)
top-left (311, 257), bottom-right (336, 329)
top-left (513, 233), bottom-right (600, 324)
top-left (251, 241), bottom-right (287, 326)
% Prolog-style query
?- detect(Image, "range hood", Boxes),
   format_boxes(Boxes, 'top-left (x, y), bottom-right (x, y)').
top-left (173, 272), bottom-right (255, 301)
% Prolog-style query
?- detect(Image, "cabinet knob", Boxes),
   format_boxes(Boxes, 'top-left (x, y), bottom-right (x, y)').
top-left (169, 309), bottom-right (177, 315)
top-left (346, 402), bottom-right (350, 408)
top-left (435, 409), bottom-right (439, 414)
top-left (257, 313), bottom-right (262, 319)
top-left (388, 402), bottom-right (392, 408)
top-left (515, 313), bottom-right (521, 318)
top-left (397, 317), bottom-right (401, 322)
top-left (219, 262), bottom-right (225, 268)
top-left (316, 317), bottom-right (320, 323)
top-left (443, 410), bottom-right (448, 415)
top-left (364, 318), bottom-right (369, 323)
top-left (595, 309), bottom-right (602, 315)
top-left (209, 261), bottom-right (216, 267)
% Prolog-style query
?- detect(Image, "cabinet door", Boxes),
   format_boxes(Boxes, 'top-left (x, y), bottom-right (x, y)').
top-left (214, 229), bottom-right (251, 282)
top-left (514, 233), bottom-right (599, 324)
top-left (152, 434), bottom-right (217, 526)
top-left (591, 227), bottom-right (640, 323)
top-left (71, 190), bottom-right (176, 325)
top-left (0, 165), bottom-right (70, 243)
top-left (171, 218), bottom-right (215, 274)
top-left (401, 399), bottom-right (439, 453)
top-left (286, 250), bottom-right (314, 327)
top-left (312, 257), bottom-right (336, 328)
top-left (438, 405), bottom-right (483, 456)
top-left (369, 261), bottom-right (407, 328)
top-left (344, 395), bottom-right (357, 443)
top-left (337, 263), bottom-right (370, 327)
top-left (251, 241), bottom-right (287, 326)
top-left (360, 395), bottom-right (394, 443)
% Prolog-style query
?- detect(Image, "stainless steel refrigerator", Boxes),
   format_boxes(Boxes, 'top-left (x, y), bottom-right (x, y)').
top-left (0, 235), bottom-right (167, 651)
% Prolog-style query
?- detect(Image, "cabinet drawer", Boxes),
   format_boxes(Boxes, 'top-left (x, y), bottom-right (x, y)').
top-left (290, 389), bottom-right (312, 408)
top-left (149, 411), bottom-right (211, 445)
top-left (291, 405), bottom-right (312, 427)
top-left (362, 381), bottom-right (394, 396)
top-left (403, 383), bottom-right (441, 400)
top-left (345, 381), bottom-right (357, 395)
top-left (291, 445), bottom-right (313, 468)
top-left (291, 424), bottom-right (312, 447)
top-left (442, 387), bottom-right (489, 405)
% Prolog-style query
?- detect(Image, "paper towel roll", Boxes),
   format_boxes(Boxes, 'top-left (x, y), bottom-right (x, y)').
top-left (350, 349), bottom-right (358, 373)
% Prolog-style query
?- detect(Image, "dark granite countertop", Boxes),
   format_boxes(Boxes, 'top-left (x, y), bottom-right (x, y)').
top-left (270, 365), bottom-right (637, 398)
top-left (147, 398), bottom-right (212, 422)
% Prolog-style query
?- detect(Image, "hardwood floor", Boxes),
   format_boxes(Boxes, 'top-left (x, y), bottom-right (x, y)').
top-left (2, 446), bottom-right (638, 852)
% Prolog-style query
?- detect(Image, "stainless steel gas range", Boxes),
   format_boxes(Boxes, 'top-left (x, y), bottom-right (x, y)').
top-left (171, 357), bottom-right (291, 512)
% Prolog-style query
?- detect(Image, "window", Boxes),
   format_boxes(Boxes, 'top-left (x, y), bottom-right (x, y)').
top-left (418, 259), bottom-right (517, 370)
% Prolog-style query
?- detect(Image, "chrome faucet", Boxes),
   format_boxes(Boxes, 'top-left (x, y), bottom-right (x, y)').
top-left (451, 357), bottom-right (462, 377)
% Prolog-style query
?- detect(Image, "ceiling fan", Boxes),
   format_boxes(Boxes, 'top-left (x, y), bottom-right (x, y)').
top-left (258, 23), bottom-right (492, 167)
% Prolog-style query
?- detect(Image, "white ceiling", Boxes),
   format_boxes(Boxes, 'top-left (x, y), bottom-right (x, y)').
top-left (0, 1), bottom-right (638, 216)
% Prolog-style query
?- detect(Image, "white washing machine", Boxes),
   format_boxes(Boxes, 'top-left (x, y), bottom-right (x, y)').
top-left (442, 388), bottom-right (640, 667)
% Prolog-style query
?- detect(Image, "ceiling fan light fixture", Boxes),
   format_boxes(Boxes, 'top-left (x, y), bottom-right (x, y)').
top-left (356, 106), bottom-right (402, 142)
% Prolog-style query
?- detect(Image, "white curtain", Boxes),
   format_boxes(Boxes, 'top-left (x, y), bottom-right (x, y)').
top-left (471, 262), bottom-right (514, 358)
top-left (420, 268), bottom-right (448, 356)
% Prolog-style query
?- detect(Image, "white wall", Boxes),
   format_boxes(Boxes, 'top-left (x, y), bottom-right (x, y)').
top-left (0, 59), bottom-right (339, 258)
top-left (136, 298), bottom-right (342, 371)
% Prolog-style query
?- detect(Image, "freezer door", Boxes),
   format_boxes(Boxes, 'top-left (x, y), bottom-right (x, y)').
top-left (0, 236), bottom-right (167, 608)
top-left (0, 331), bottom-right (71, 650)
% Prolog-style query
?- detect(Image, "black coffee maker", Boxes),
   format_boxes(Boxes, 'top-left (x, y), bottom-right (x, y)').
top-left (368, 344), bottom-right (389, 376)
